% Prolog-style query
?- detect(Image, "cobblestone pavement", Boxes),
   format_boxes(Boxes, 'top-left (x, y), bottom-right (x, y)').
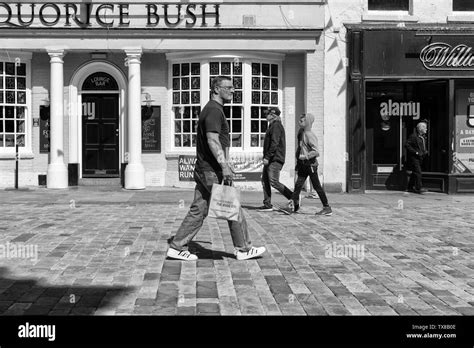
top-left (0, 186), bottom-right (473, 316)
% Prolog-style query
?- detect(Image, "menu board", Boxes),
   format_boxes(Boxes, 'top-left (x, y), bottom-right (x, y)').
top-left (39, 106), bottom-right (50, 153)
top-left (454, 90), bottom-right (474, 173)
top-left (142, 106), bottom-right (161, 153)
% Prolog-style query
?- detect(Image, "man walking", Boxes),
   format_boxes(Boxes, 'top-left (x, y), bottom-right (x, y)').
top-left (405, 121), bottom-right (429, 194)
top-left (285, 113), bottom-right (332, 216)
top-left (258, 107), bottom-right (294, 212)
top-left (167, 76), bottom-right (266, 261)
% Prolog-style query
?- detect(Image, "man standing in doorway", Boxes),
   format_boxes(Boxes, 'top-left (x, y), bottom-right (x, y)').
top-left (405, 120), bottom-right (429, 194)
top-left (167, 76), bottom-right (266, 261)
top-left (258, 107), bottom-right (294, 212)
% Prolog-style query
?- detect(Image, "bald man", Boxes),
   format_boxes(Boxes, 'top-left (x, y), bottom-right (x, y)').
top-left (405, 121), bottom-right (428, 194)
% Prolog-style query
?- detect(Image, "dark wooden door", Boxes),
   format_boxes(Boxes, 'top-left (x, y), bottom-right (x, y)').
top-left (82, 94), bottom-right (119, 177)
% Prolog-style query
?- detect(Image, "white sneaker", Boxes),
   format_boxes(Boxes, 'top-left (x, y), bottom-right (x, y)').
top-left (167, 248), bottom-right (198, 261)
top-left (235, 246), bottom-right (266, 261)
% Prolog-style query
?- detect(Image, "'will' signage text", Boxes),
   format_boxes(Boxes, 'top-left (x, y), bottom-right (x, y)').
top-left (420, 42), bottom-right (474, 71)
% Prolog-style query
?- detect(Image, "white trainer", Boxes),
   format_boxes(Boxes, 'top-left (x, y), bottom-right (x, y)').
top-left (235, 246), bottom-right (266, 261)
top-left (167, 248), bottom-right (198, 261)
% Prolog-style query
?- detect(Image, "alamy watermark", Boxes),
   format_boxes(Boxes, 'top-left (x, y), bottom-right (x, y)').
top-left (325, 242), bottom-right (365, 261)
top-left (0, 242), bottom-right (38, 262)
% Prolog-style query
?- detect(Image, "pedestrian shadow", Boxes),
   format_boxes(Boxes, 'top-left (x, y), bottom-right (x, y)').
top-left (188, 241), bottom-right (235, 260)
top-left (0, 267), bottom-right (132, 315)
top-left (241, 205), bottom-right (263, 210)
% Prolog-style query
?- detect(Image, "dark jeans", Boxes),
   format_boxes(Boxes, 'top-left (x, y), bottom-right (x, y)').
top-left (169, 169), bottom-right (252, 253)
top-left (262, 162), bottom-right (293, 207)
top-left (292, 165), bottom-right (329, 207)
top-left (408, 158), bottom-right (423, 191)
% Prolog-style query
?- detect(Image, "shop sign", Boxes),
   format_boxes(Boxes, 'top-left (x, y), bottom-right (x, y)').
top-left (0, 2), bottom-right (220, 28)
top-left (420, 42), bottom-right (474, 71)
top-left (379, 99), bottom-right (420, 120)
top-left (453, 90), bottom-right (474, 174)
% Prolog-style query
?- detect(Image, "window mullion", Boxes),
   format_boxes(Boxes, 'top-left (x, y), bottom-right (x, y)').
top-left (243, 60), bottom-right (252, 151)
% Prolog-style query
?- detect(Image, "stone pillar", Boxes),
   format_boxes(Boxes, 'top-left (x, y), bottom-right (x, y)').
top-left (46, 48), bottom-right (68, 189)
top-left (124, 48), bottom-right (145, 189)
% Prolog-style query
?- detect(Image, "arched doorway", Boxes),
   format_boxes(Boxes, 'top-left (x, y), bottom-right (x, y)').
top-left (81, 72), bottom-right (120, 177)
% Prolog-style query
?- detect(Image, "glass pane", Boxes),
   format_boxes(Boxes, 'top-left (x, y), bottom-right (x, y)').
top-left (5, 120), bottom-right (14, 132)
top-left (252, 63), bottom-right (260, 75)
top-left (175, 135), bottom-right (181, 147)
top-left (183, 120), bottom-right (190, 133)
top-left (6, 91), bottom-right (15, 103)
top-left (191, 63), bottom-right (200, 75)
top-left (181, 92), bottom-right (189, 104)
top-left (172, 78), bottom-right (180, 90)
top-left (181, 63), bottom-right (190, 76)
top-left (251, 120), bottom-right (259, 132)
top-left (210, 62), bottom-right (219, 75)
top-left (232, 106), bottom-right (242, 118)
top-left (16, 120), bottom-right (25, 133)
top-left (232, 120), bottom-right (241, 133)
top-left (0, 120), bottom-right (3, 132)
top-left (173, 92), bottom-right (180, 104)
top-left (175, 121), bottom-right (182, 133)
top-left (172, 64), bottom-right (180, 76)
top-left (191, 77), bottom-right (200, 90)
top-left (454, 0), bottom-right (474, 10)
top-left (271, 64), bottom-right (278, 77)
top-left (181, 77), bottom-right (189, 90)
top-left (0, 77), bottom-right (2, 89)
top-left (0, 134), bottom-right (3, 146)
top-left (221, 62), bottom-right (231, 75)
top-left (233, 62), bottom-right (242, 75)
top-left (233, 91), bottom-right (242, 103)
top-left (183, 107), bottom-right (190, 119)
top-left (0, 92), bottom-right (3, 103)
top-left (271, 78), bottom-right (278, 90)
top-left (192, 106), bottom-right (201, 118)
top-left (16, 134), bottom-right (25, 147)
top-left (191, 135), bottom-right (196, 146)
top-left (191, 91), bottom-right (200, 104)
top-left (17, 77), bottom-right (26, 90)
top-left (368, 0), bottom-right (409, 10)
top-left (262, 78), bottom-right (270, 90)
top-left (0, 62), bottom-right (3, 74)
top-left (17, 63), bottom-right (26, 76)
top-left (5, 106), bottom-right (14, 118)
top-left (192, 120), bottom-right (198, 132)
top-left (262, 64), bottom-right (270, 76)
top-left (251, 134), bottom-right (259, 147)
top-left (234, 77), bottom-right (242, 90)
top-left (252, 77), bottom-right (260, 90)
top-left (6, 77), bottom-right (15, 89)
top-left (17, 92), bottom-right (26, 104)
top-left (183, 134), bottom-right (191, 147)
top-left (5, 63), bottom-right (15, 75)
top-left (252, 92), bottom-right (260, 104)
top-left (262, 92), bottom-right (270, 104)
top-left (251, 106), bottom-right (259, 118)
top-left (271, 92), bottom-right (278, 105)
top-left (5, 134), bottom-right (14, 147)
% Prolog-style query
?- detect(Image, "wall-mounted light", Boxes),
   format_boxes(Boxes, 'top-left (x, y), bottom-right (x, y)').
top-left (142, 92), bottom-right (155, 119)
top-left (42, 93), bottom-right (50, 107)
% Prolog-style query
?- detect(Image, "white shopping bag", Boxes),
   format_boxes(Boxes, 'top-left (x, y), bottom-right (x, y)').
top-left (208, 182), bottom-right (241, 221)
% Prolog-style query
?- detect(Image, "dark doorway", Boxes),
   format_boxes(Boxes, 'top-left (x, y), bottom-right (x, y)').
top-left (82, 94), bottom-right (119, 177)
top-left (366, 80), bottom-right (448, 191)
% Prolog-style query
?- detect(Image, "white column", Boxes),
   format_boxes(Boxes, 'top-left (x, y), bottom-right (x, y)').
top-left (124, 48), bottom-right (145, 189)
top-left (46, 49), bottom-right (68, 189)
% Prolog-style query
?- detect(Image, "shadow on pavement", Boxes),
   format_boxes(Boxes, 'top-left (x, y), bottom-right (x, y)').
top-left (189, 241), bottom-right (235, 260)
top-left (0, 267), bottom-right (132, 315)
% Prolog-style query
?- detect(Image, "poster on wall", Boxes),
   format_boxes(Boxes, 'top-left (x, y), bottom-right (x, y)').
top-left (178, 155), bottom-right (263, 181)
top-left (39, 106), bottom-right (50, 153)
top-left (141, 106), bottom-right (161, 153)
top-left (454, 90), bottom-right (474, 173)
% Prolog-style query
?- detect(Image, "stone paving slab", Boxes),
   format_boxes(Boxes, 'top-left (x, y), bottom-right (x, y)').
top-left (0, 187), bottom-right (473, 316)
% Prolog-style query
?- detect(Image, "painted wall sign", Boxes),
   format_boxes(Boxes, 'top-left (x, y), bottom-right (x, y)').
top-left (142, 105), bottom-right (161, 153)
top-left (420, 42), bottom-right (474, 71)
top-left (380, 99), bottom-right (420, 120)
top-left (0, 3), bottom-right (220, 28)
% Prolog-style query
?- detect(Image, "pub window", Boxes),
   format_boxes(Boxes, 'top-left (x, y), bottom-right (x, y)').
top-left (368, 0), bottom-right (409, 11)
top-left (209, 61), bottom-right (243, 148)
top-left (172, 62), bottom-right (201, 148)
top-left (170, 58), bottom-right (282, 150)
top-left (453, 0), bottom-right (474, 11)
top-left (0, 61), bottom-right (28, 149)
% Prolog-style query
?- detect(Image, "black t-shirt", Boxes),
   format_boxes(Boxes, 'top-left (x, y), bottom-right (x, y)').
top-left (195, 100), bottom-right (230, 173)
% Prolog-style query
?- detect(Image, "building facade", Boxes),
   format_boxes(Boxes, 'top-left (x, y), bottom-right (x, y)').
top-left (326, 0), bottom-right (474, 193)
top-left (0, 0), bottom-right (325, 190)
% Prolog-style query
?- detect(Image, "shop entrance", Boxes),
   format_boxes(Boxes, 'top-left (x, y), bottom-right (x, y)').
top-left (366, 81), bottom-right (449, 191)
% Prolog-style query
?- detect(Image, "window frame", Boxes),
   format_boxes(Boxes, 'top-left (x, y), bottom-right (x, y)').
top-left (367, 0), bottom-right (410, 12)
top-left (453, 0), bottom-right (474, 12)
top-left (167, 52), bottom-right (283, 154)
top-left (0, 52), bottom-right (32, 158)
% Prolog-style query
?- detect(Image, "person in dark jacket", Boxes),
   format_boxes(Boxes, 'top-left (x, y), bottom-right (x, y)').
top-left (405, 121), bottom-right (428, 194)
top-left (258, 107), bottom-right (293, 211)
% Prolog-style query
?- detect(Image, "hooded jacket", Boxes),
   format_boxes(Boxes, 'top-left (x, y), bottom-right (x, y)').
top-left (263, 115), bottom-right (286, 165)
top-left (296, 113), bottom-right (319, 167)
